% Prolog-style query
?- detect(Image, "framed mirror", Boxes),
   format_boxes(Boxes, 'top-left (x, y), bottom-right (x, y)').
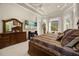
top-left (2, 18), bottom-right (23, 33)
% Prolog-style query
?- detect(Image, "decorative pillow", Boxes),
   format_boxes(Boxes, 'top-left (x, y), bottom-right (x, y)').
top-left (75, 42), bottom-right (79, 52)
top-left (57, 29), bottom-right (72, 41)
top-left (63, 29), bottom-right (72, 34)
top-left (57, 33), bottom-right (64, 41)
top-left (65, 37), bottom-right (79, 48)
top-left (61, 29), bottom-right (79, 46)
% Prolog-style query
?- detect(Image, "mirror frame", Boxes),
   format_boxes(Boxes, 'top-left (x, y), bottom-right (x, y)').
top-left (2, 18), bottom-right (23, 33)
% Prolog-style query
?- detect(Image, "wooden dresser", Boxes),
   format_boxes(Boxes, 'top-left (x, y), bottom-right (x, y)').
top-left (0, 32), bottom-right (27, 49)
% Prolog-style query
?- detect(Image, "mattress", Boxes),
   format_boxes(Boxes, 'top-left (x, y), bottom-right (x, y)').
top-left (31, 33), bottom-right (79, 56)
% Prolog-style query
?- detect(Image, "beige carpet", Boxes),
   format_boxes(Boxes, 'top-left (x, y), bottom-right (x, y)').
top-left (0, 40), bottom-right (30, 56)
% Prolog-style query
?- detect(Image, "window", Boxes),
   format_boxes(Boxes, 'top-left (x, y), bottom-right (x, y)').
top-left (49, 18), bottom-right (59, 32)
top-left (51, 21), bottom-right (58, 31)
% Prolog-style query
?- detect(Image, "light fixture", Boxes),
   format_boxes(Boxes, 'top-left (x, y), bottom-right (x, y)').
top-left (57, 5), bottom-right (60, 8)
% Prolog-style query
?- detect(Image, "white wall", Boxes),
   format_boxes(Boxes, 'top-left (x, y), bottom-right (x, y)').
top-left (0, 3), bottom-right (78, 34)
top-left (37, 4), bottom-right (79, 33)
top-left (63, 6), bottom-right (73, 31)
top-left (62, 4), bottom-right (78, 31)
top-left (47, 4), bottom-right (78, 32)
top-left (0, 3), bottom-right (41, 33)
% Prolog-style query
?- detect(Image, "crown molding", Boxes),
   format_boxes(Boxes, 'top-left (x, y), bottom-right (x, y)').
top-left (17, 3), bottom-right (44, 16)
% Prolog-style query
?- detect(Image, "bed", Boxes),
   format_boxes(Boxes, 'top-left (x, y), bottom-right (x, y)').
top-left (28, 29), bottom-right (79, 56)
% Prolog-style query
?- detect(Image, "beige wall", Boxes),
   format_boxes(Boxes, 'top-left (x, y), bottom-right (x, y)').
top-left (0, 3), bottom-right (41, 33)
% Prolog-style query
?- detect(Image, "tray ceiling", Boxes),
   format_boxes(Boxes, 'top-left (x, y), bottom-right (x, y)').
top-left (18, 3), bottom-right (73, 17)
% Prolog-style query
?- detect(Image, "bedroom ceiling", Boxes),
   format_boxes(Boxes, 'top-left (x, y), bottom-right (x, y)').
top-left (29, 3), bottom-right (65, 15)
top-left (18, 3), bottom-right (73, 17)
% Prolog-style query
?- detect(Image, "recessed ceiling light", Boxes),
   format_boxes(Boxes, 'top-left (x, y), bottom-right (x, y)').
top-left (57, 5), bottom-right (60, 8)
